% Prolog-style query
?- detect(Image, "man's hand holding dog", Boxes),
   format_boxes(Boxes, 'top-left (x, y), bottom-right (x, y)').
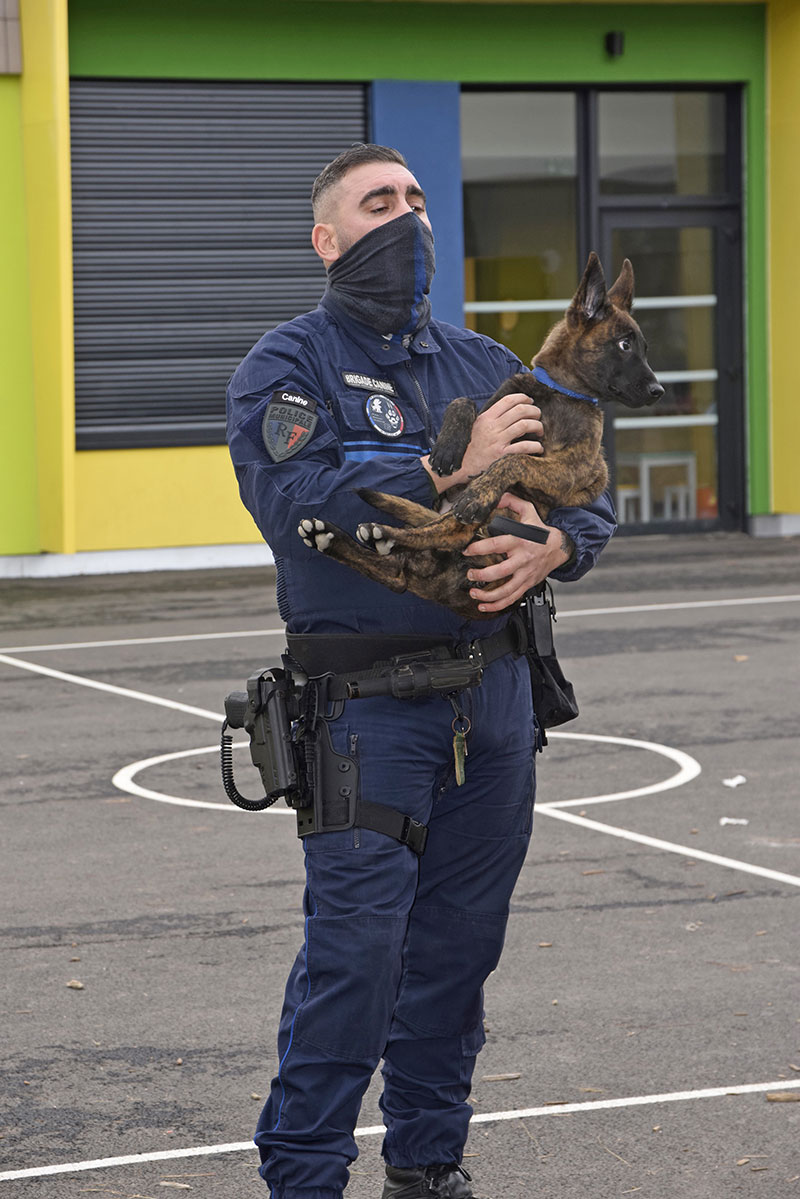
top-left (421, 393), bottom-right (543, 494)
top-left (462, 493), bottom-right (574, 614)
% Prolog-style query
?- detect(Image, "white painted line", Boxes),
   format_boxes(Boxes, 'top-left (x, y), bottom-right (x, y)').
top-left (544, 731), bottom-right (701, 806)
top-left (469, 1075), bottom-right (800, 1124)
top-left (0, 1139), bottom-right (254, 1180)
top-left (2, 1078), bottom-right (798, 1181)
top-left (2, 593), bottom-right (798, 655)
top-left (0, 628), bottom-right (285, 654)
top-left (537, 806), bottom-right (800, 888)
top-left (111, 744), bottom-right (292, 813)
top-left (559, 593), bottom-right (800, 619)
top-left (0, 653), bottom-right (221, 723)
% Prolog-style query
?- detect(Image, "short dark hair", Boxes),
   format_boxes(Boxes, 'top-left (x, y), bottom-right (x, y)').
top-left (311, 144), bottom-right (409, 219)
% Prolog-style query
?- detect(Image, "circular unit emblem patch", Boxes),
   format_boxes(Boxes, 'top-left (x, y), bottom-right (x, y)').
top-left (365, 394), bottom-right (405, 438)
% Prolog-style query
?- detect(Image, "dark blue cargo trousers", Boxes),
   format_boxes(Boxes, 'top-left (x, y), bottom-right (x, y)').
top-left (255, 653), bottom-right (537, 1198)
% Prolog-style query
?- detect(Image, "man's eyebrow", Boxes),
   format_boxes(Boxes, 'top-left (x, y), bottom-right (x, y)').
top-left (358, 184), bottom-right (427, 207)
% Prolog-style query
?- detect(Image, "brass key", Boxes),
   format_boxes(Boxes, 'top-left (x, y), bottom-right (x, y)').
top-left (451, 713), bottom-right (471, 787)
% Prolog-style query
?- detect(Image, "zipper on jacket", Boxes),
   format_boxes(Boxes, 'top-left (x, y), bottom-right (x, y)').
top-left (403, 360), bottom-right (434, 448)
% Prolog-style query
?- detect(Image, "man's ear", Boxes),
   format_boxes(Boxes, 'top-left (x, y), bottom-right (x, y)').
top-left (607, 258), bottom-right (635, 312)
top-left (312, 223), bottom-right (340, 267)
top-left (567, 251), bottom-right (610, 327)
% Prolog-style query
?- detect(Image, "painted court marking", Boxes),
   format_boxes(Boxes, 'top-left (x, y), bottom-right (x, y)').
top-left (1, 1078), bottom-right (798, 1181)
top-left (1, 592), bottom-right (798, 656)
top-left (110, 729), bottom-right (701, 814)
top-left (2, 602), bottom-right (798, 1182)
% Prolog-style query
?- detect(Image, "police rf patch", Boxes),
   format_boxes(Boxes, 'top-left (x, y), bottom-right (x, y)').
top-left (365, 394), bottom-right (405, 438)
top-left (262, 391), bottom-right (318, 462)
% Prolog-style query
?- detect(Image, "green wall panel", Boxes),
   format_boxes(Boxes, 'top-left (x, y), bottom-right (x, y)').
top-left (67, 0), bottom-right (768, 515)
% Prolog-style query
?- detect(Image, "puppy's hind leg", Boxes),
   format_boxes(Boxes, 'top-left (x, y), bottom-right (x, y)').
top-left (357, 488), bottom-right (438, 528)
top-left (298, 518), bottom-right (408, 593)
top-left (357, 512), bottom-right (477, 553)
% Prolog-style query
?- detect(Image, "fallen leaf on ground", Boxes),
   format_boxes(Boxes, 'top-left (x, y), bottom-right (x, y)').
top-left (766, 1092), bottom-right (800, 1102)
top-left (159, 1185), bottom-right (192, 1191)
top-left (481, 1073), bottom-right (521, 1082)
top-left (582, 869), bottom-right (605, 876)
top-left (538, 942), bottom-right (553, 948)
top-left (737, 1158), bottom-right (751, 1165)
top-left (66, 980), bottom-right (84, 990)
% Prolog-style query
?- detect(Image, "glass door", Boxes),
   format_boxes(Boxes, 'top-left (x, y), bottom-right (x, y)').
top-left (600, 210), bottom-right (745, 530)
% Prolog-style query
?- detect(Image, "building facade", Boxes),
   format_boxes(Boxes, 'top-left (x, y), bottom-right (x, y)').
top-left (2, 0), bottom-right (798, 576)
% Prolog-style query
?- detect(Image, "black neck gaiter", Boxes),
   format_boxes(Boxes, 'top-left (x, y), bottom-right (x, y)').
top-left (324, 211), bottom-right (436, 339)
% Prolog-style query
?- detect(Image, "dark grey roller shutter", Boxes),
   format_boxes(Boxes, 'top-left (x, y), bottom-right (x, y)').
top-left (70, 79), bottom-right (367, 450)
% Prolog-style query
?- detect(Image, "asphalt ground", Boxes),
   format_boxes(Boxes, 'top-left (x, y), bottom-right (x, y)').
top-left (1, 531), bottom-right (799, 1199)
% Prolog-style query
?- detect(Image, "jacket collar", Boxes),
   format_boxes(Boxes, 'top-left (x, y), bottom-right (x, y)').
top-left (320, 291), bottom-right (441, 366)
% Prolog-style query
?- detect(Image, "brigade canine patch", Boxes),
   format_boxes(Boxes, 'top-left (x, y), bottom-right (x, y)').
top-left (262, 391), bottom-right (318, 462)
top-left (365, 394), bottom-right (405, 438)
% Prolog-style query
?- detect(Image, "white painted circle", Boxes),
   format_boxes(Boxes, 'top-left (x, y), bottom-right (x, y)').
top-left (112, 742), bottom-right (291, 812)
top-left (545, 730), bottom-right (702, 807)
top-left (111, 732), bottom-right (701, 813)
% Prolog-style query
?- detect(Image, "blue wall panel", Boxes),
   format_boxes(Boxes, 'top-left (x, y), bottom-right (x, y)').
top-left (370, 80), bottom-right (464, 328)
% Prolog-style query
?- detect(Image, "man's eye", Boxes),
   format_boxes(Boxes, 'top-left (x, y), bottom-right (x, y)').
top-left (617, 337), bottom-right (632, 352)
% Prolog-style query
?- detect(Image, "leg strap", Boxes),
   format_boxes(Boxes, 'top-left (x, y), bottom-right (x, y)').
top-left (296, 799), bottom-right (428, 855)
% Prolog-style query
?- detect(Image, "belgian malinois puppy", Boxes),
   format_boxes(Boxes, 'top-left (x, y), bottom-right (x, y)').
top-left (299, 253), bottom-right (663, 618)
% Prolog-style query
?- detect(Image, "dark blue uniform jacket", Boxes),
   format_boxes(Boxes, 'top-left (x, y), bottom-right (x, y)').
top-left (227, 294), bottom-right (617, 639)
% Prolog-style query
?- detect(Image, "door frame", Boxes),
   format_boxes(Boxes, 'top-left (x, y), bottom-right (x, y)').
top-left (599, 206), bottom-right (746, 533)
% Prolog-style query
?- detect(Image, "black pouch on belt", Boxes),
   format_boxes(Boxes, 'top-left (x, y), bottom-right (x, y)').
top-left (523, 582), bottom-right (579, 734)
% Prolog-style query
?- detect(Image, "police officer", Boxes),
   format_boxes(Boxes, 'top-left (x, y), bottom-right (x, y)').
top-left (227, 144), bottom-right (616, 1199)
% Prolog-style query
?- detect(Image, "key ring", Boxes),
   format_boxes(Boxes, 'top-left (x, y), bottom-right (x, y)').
top-left (451, 713), bottom-right (472, 737)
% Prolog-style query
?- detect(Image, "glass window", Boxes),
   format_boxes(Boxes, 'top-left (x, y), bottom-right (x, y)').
top-left (461, 91), bottom-right (577, 362)
top-left (609, 225), bottom-right (719, 523)
top-left (598, 91), bottom-right (727, 196)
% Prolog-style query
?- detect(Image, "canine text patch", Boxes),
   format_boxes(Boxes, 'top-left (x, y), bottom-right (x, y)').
top-left (342, 371), bottom-right (397, 396)
top-left (365, 394), bottom-right (405, 438)
top-left (262, 391), bottom-right (319, 462)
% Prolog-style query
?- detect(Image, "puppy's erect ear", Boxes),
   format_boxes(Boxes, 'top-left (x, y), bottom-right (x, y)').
top-left (607, 258), bottom-right (635, 312)
top-left (568, 252), bottom-right (610, 327)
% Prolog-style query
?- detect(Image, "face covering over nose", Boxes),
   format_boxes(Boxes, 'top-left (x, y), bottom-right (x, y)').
top-left (324, 211), bottom-right (436, 339)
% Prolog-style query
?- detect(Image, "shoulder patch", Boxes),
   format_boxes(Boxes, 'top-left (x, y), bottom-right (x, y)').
top-left (262, 391), bottom-right (318, 462)
top-left (341, 371), bottom-right (397, 396)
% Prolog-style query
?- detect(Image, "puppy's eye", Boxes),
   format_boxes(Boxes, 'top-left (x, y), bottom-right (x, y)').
top-left (617, 337), bottom-right (632, 353)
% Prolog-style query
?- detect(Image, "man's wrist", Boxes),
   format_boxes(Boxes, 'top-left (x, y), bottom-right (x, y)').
top-left (545, 526), bottom-right (576, 569)
top-left (419, 454), bottom-right (466, 495)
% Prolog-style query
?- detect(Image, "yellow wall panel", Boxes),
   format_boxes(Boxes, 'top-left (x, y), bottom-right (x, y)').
top-left (768, 0), bottom-right (800, 515)
top-left (19, 0), bottom-right (75, 551)
top-left (0, 77), bottom-right (39, 554)
top-left (74, 446), bottom-right (262, 551)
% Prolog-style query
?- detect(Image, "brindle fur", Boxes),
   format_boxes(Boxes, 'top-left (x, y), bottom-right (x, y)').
top-left (299, 253), bottom-right (663, 619)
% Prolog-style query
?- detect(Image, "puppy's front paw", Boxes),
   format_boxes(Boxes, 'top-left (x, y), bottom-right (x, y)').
top-left (428, 441), bottom-right (464, 478)
top-left (298, 518), bottom-right (335, 552)
top-left (356, 523), bottom-right (396, 556)
top-left (451, 491), bottom-right (490, 525)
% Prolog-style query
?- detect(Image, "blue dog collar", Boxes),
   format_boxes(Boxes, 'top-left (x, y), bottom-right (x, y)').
top-left (533, 364), bottom-right (599, 406)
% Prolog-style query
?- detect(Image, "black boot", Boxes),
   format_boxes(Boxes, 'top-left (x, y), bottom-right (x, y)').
top-left (382, 1163), bottom-right (473, 1199)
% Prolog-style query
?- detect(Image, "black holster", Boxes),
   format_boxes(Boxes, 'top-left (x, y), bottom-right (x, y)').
top-left (295, 699), bottom-right (428, 856)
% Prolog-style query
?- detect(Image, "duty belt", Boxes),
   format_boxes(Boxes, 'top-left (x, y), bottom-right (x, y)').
top-left (286, 615), bottom-right (527, 702)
